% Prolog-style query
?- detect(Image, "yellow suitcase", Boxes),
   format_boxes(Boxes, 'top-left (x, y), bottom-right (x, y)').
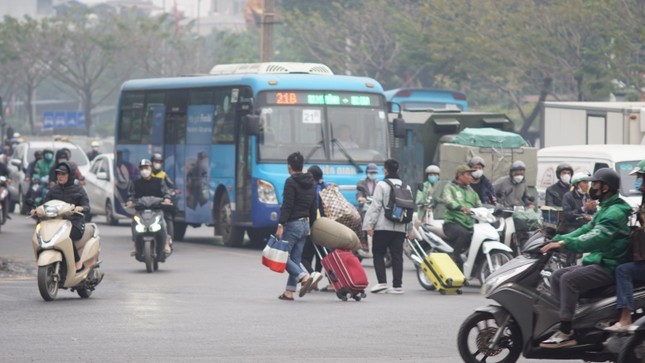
top-left (407, 238), bottom-right (466, 294)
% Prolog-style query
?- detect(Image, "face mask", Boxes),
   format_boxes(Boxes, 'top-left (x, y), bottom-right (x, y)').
top-left (589, 185), bottom-right (607, 200)
top-left (560, 174), bottom-right (571, 185)
top-left (513, 175), bottom-right (524, 184)
top-left (139, 169), bottom-right (151, 178)
top-left (428, 175), bottom-right (439, 184)
top-left (471, 170), bottom-right (483, 179)
top-left (153, 162), bottom-right (162, 170)
top-left (577, 187), bottom-right (585, 194)
top-left (44, 154), bottom-right (53, 161)
top-left (367, 173), bottom-right (378, 181)
top-left (635, 178), bottom-right (643, 191)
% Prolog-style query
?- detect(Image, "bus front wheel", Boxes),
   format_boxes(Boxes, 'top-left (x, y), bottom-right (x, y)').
top-left (218, 193), bottom-right (244, 247)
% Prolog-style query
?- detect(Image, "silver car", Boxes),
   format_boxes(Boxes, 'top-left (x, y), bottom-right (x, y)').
top-left (84, 153), bottom-right (129, 225)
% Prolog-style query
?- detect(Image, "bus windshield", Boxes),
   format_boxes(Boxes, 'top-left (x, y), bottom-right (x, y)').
top-left (257, 92), bottom-right (388, 163)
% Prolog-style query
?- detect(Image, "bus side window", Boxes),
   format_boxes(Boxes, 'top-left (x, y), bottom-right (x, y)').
top-left (212, 88), bottom-right (237, 144)
top-left (164, 90), bottom-right (188, 145)
top-left (118, 92), bottom-right (145, 143)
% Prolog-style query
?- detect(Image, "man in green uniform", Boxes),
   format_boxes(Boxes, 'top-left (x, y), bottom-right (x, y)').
top-left (540, 168), bottom-right (631, 348)
top-left (442, 165), bottom-right (482, 268)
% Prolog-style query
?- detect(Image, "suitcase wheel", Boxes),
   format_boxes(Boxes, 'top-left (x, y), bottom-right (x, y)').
top-left (336, 290), bottom-right (349, 301)
top-left (353, 295), bottom-right (362, 302)
top-left (457, 289), bottom-right (463, 295)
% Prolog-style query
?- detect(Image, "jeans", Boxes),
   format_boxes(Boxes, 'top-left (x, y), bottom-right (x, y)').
top-left (551, 264), bottom-right (614, 321)
top-left (372, 230), bottom-right (405, 288)
top-left (283, 219), bottom-right (310, 292)
top-left (615, 261), bottom-right (645, 311)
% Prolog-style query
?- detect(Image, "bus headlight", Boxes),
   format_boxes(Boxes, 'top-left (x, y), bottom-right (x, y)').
top-left (257, 180), bottom-right (278, 204)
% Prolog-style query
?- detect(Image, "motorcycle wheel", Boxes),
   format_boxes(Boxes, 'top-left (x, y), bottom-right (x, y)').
top-left (37, 264), bottom-right (59, 301)
top-left (477, 251), bottom-right (514, 284)
top-left (416, 265), bottom-right (436, 291)
top-left (144, 240), bottom-right (154, 273)
top-left (457, 311), bottom-right (522, 363)
top-left (77, 288), bottom-right (92, 298)
top-left (618, 331), bottom-right (645, 363)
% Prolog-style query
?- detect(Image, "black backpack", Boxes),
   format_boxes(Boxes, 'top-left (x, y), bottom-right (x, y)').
top-left (383, 179), bottom-right (415, 224)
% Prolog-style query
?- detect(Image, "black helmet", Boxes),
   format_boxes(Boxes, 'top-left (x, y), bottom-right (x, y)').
top-left (34, 150), bottom-right (43, 158)
top-left (151, 153), bottom-right (163, 162)
top-left (510, 160), bottom-right (526, 173)
top-left (555, 163), bottom-right (573, 180)
top-left (584, 168), bottom-right (620, 192)
top-left (139, 159), bottom-right (152, 168)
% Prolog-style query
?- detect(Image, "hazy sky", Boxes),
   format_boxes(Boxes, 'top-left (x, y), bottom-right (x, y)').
top-left (76, 0), bottom-right (207, 18)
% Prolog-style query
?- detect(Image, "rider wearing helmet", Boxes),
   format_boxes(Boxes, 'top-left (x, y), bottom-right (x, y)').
top-left (545, 163), bottom-right (574, 207)
top-left (540, 168), bottom-right (632, 348)
top-left (630, 159), bottom-right (645, 208)
top-left (493, 160), bottom-right (534, 209)
top-left (415, 165), bottom-right (440, 222)
top-left (150, 153), bottom-right (176, 191)
top-left (560, 172), bottom-right (597, 266)
top-left (356, 163), bottom-right (378, 206)
top-left (34, 149), bottom-right (55, 181)
top-left (87, 141), bottom-right (100, 162)
top-left (468, 156), bottom-right (496, 205)
top-left (127, 159), bottom-right (173, 260)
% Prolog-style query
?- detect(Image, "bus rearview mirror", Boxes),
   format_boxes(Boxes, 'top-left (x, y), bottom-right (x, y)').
top-left (245, 114), bottom-right (260, 136)
top-left (393, 117), bottom-right (406, 138)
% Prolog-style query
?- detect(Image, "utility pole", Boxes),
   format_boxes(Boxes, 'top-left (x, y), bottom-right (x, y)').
top-left (260, 0), bottom-right (275, 62)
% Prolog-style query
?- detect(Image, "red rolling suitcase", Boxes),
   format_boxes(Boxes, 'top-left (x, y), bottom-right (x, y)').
top-left (315, 246), bottom-right (368, 301)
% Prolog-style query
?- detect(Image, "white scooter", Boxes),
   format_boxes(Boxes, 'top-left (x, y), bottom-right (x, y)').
top-left (32, 200), bottom-right (103, 301)
top-left (423, 206), bottom-right (514, 284)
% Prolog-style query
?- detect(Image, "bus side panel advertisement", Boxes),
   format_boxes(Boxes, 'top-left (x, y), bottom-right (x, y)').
top-left (185, 105), bottom-right (215, 224)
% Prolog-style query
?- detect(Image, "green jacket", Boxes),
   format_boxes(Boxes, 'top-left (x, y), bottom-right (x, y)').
top-left (34, 159), bottom-right (55, 180)
top-left (554, 193), bottom-right (632, 276)
top-left (443, 180), bottom-right (482, 230)
top-left (415, 181), bottom-right (435, 220)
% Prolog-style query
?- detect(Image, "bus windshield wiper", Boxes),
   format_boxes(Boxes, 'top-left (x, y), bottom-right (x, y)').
top-left (304, 139), bottom-right (324, 164)
top-left (332, 138), bottom-right (363, 173)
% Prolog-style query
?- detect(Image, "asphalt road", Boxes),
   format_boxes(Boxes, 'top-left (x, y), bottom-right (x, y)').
top-left (0, 214), bottom-right (570, 362)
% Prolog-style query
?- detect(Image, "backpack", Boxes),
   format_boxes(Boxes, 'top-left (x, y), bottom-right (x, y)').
top-left (383, 179), bottom-right (415, 224)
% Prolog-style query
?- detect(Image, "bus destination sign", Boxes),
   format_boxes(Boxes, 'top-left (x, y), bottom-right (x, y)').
top-left (264, 91), bottom-right (380, 107)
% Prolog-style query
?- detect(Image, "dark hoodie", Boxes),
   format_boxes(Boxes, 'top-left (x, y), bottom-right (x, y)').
top-left (279, 172), bottom-right (317, 225)
top-left (44, 162), bottom-right (90, 231)
top-left (48, 149), bottom-right (84, 183)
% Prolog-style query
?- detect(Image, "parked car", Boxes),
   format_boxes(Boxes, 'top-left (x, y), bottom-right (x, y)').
top-left (8, 140), bottom-right (91, 214)
top-left (84, 153), bottom-right (129, 225)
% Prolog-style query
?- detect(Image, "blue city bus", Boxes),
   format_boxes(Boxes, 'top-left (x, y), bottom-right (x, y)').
top-left (114, 63), bottom-right (404, 246)
top-left (384, 88), bottom-right (468, 111)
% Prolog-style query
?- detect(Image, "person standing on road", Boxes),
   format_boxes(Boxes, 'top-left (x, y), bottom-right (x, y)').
top-left (546, 163), bottom-right (573, 207)
top-left (442, 165), bottom-right (482, 269)
top-left (363, 158), bottom-right (414, 294)
top-left (275, 152), bottom-right (321, 301)
top-left (540, 168), bottom-right (631, 348)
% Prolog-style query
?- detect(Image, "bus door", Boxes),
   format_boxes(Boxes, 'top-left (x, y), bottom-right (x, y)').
top-left (163, 90), bottom-right (188, 216)
top-left (234, 89), bottom-right (252, 223)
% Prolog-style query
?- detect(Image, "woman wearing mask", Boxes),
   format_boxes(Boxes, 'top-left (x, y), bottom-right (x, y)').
top-left (560, 172), bottom-right (596, 265)
top-left (468, 157), bottom-right (496, 205)
top-left (415, 165), bottom-right (440, 223)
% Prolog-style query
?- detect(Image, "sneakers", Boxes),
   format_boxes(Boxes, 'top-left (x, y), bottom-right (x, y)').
top-left (370, 283), bottom-right (388, 293)
top-left (387, 287), bottom-right (405, 294)
top-left (603, 322), bottom-right (630, 333)
top-left (539, 330), bottom-right (577, 349)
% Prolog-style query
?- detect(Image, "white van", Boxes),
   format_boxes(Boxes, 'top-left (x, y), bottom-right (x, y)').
top-left (537, 144), bottom-right (645, 209)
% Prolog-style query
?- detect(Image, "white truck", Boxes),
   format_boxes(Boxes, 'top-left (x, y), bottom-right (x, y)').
top-left (541, 101), bottom-right (645, 147)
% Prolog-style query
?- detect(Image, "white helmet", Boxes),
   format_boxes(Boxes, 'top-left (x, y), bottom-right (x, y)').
top-left (91, 140), bottom-right (100, 148)
top-left (425, 165), bottom-right (440, 174)
top-left (571, 172), bottom-right (590, 185)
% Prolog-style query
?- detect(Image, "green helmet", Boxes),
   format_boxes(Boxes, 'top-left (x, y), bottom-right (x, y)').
top-left (630, 160), bottom-right (645, 175)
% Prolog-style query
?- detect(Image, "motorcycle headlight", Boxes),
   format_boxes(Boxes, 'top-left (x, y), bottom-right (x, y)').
top-left (149, 216), bottom-right (162, 232)
top-left (39, 223), bottom-right (70, 248)
top-left (257, 179), bottom-right (278, 204)
top-left (481, 260), bottom-right (532, 296)
top-left (133, 215), bottom-right (147, 233)
top-left (45, 205), bottom-right (63, 218)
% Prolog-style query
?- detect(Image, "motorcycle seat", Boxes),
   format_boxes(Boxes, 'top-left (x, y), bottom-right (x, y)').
top-left (579, 281), bottom-right (645, 304)
top-left (422, 223), bottom-right (449, 240)
top-left (75, 223), bottom-right (97, 250)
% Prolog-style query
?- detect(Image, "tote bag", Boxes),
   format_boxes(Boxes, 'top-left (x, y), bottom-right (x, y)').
top-left (262, 235), bottom-right (290, 273)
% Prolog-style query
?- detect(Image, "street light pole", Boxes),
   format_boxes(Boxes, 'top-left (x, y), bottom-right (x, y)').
top-left (260, 0), bottom-right (275, 62)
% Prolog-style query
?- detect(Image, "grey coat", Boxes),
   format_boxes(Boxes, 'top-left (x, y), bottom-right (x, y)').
top-left (493, 176), bottom-right (532, 208)
top-left (362, 178), bottom-right (412, 233)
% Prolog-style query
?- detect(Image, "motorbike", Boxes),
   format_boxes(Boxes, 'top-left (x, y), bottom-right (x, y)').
top-left (422, 206), bottom-right (514, 284)
top-left (25, 175), bottom-right (50, 213)
top-left (130, 196), bottom-right (173, 273)
top-left (457, 234), bottom-right (645, 363)
top-left (0, 175), bottom-right (8, 230)
top-left (405, 222), bottom-right (457, 291)
top-left (32, 200), bottom-right (103, 301)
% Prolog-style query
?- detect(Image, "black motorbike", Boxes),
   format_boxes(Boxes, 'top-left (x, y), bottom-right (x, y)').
top-left (457, 233), bottom-right (645, 362)
top-left (131, 196), bottom-right (173, 273)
